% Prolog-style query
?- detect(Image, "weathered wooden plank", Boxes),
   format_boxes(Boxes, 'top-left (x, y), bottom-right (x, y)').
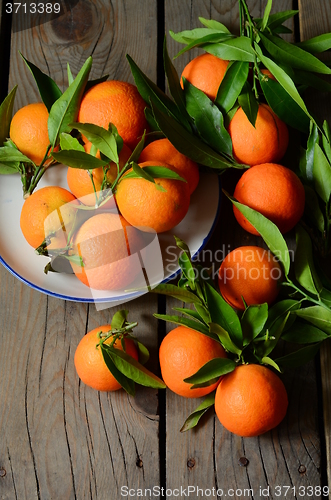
top-left (164, 1), bottom-right (323, 497)
top-left (0, 1), bottom-right (160, 498)
top-left (299, 0), bottom-right (331, 492)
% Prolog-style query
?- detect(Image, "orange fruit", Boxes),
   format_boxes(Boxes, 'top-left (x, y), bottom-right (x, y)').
top-left (159, 326), bottom-right (227, 398)
top-left (233, 163), bottom-right (305, 235)
top-left (228, 103), bottom-right (289, 166)
top-left (67, 142), bottom-right (132, 206)
top-left (20, 186), bottom-right (79, 248)
top-left (215, 364), bottom-right (288, 437)
top-left (180, 53), bottom-right (229, 101)
top-left (70, 212), bottom-right (145, 290)
top-left (77, 80), bottom-right (148, 150)
top-left (74, 325), bottom-right (138, 392)
top-left (115, 160), bottom-right (190, 233)
top-left (138, 138), bottom-right (199, 194)
top-left (10, 102), bottom-right (53, 165)
top-left (218, 246), bottom-right (282, 311)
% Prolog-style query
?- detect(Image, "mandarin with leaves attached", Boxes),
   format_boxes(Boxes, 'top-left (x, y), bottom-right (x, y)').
top-left (67, 142), bottom-right (131, 206)
top-left (74, 325), bottom-right (138, 392)
top-left (180, 53), bottom-right (229, 101)
top-left (228, 103), bottom-right (289, 166)
top-left (159, 326), bottom-right (227, 398)
top-left (77, 80), bottom-right (148, 150)
top-left (20, 186), bottom-right (79, 248)
top-left (10, 102), bottom-right (53, 165)
top-left (115, 160), bottom-right (191, 233)
top-left (139, 138), bottom-right (199, 194)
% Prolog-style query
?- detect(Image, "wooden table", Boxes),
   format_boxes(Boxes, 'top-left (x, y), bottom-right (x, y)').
top-left (0, 1), bottom-right (330, 499)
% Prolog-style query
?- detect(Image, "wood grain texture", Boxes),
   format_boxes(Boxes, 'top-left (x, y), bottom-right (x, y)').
top-left (9, 0), bottom-right (158, 110)
top-left (165, 1), bottom-right (323, 498)
top-left (299, 0), bottom-right (331, 492)
top-left (0, 1), bottom-right (160, 499)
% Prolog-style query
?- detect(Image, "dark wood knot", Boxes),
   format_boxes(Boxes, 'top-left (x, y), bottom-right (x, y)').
top-left (238, 457), bottom-right (249, 467)
top-left (187, 458), bottom-right (196, 470)
top-left (298, 464), bottom-right (306, 474)
top-left (0, 468), bottom-right (6, 478)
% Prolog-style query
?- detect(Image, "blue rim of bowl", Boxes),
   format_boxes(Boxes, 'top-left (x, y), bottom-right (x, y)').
top-left (0, 176), bottom-right (222, 303)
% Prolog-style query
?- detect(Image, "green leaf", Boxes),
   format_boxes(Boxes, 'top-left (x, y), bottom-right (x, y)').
top-left (199, 17), bottom-right (231, 33)
top-left (0, 146), bottom-right (34, 164)
top-left (215, 61), bottom-right (249, 114)
top-left (184, 358), bottom-right (236, 385)
top-left (261, 0), bottom-right (273, 31)
top-left (282, 320), bottom-right (328, 343)
top-left (294, 306), bottom-right (331, 335)
top-left (52, 150), bottom-right (108, 169)
top-left (20, 53), bottom-right (62, 111)
top-left (151, 283), bottom-right (202, 304)
top-left (313, 143), bottom-right (331, 203)
top-left (260, 32), bottom-right (331, 74)
top-left (151, 102), bottom-right (234, 170)
top-left (226, 193), bottom-right (290, 275)
top-left (71, 122), bottom-right (118, 164)
top-left (127, 54), bottom-right (184, 126)
top-left (163, 38), bottom-right (191, 130)
top-left (237, 81), bottom-right (259, 127)
top-left (105, 345), bottom-right (166, 389)
top-left (204, 281), bottom-right (243, 349)
top-left (267, 299), bottom-right (301, 329)
top-left (254, 10), bottom-right (298, 31)
top-left (321, 288), bottom-right (331, 307)
top-left (67, 63), bottom-right (74, 86)
top-left (180, 392), bottom-right (216, 433)
top-left (322, 121), bottom-right (331, 162)
top-left (174, 33), bottom-right (234, 59)
top-left (101, 345), bottom-right (136, 396)
top-left (295, 225), bottom-right (323, 296)
top-left (297, 33), bottom-right (331, 53)
top-left (293, 69), bottom-right (331, 93)
top-left (305, 121), bottom-right (320, 182)
top-left (262, 312), bottom-right (290, 357)
top-left (209, 323), bottom-right (242, 355)
top-left (60, 133), bottom-right (85, 152)
top-left (241, 303), bottom-right (268, 346)
top-left (178, 252), bottom-right (196, 286)
top-left (260, 76), bottom-right (310, 133)
top-left (0, 161), bottom-right (20, 174)
top-left (275, 342), bottom-right (322, 369)
top-left (169, 27), bottom-right (227, 44)
top-left (124, 165), bottom-right (186, 182)
top-left (304, 186), bottom-right (325, 233)
top-left (136, 341), bottom-right (150, 365)
top-left (131, 162), bottom-right (155, 183)
top-left (154, 313), bottom-right (217, 339)
top-left (48, 56), bottom-right (92, 148)
top-left (255, 44), bottom-right (312, 121)
top-left (111, 310), bottom-right (128, 329)
top-left (194, 303), bottom-right (211, 325)
top-left (203, 37), bottom-right (255, 62)
top-left (183, 79), bottom-right (232, 156)
top-left (0, 86), bottom-right (17, 146)
top-left (261, 356), bottom-right (281, 372)
top-left (172, 307), bottom-right (207, 326)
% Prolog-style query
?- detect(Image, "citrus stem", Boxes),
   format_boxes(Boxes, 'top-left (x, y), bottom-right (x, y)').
top-left (282, 280), bottom-right (330, 311)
